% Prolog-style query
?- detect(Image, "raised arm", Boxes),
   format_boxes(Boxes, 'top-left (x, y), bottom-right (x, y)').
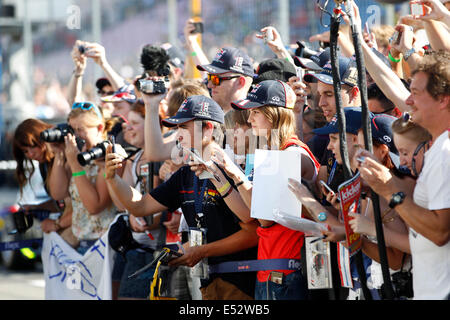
top-left (256, 26), bottom-right (296, 66)
top-left (83, 42), bottom-right (126, 91)
top-left (348, 0), bottom-right (411, 112)
top-left (67, 41), bottom-right (86, 105)
top-left (184, 19), bottom-right (210, 67)
top-left (142, 93), bottom-right (175, 161)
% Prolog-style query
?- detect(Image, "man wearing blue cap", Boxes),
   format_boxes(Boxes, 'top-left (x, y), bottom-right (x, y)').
top-left (313, 107), bottom-right (364, 172)
top-left (197, 47), bottom-right (255, 115)
top-left (105, 95), bottom-right (258, 300)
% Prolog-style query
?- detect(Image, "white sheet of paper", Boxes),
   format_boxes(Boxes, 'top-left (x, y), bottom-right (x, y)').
top-left (250, 149), bottom-right (302, 221)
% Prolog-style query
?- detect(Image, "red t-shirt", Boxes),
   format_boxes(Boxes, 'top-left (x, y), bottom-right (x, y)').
top-left (256, 136), bottom-right (320, 282)
top-left (256, 223), bottom-right (304, 282)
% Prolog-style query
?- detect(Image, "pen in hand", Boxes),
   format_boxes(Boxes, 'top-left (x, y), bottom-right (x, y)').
top-left (135, 217), bottom-right (155, 240)
top-left (310, 235), bottom-right (327, 244)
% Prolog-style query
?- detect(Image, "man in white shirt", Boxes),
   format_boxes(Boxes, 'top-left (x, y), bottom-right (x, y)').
top-left (359, 52), bottom-right (450, 299)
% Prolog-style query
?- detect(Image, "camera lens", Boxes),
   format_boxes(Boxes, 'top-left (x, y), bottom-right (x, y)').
top-left (40, 128), bottom-right (63, 143)
top-left (77, 141), bottom-right (108, 166)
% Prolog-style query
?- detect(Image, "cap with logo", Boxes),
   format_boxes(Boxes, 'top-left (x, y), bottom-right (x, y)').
top-left (313, 107), bottom-right (363, 135)
top-left (231, 80), bottom-right (294, 110)
top-left (294, 47), bottom-right (330, 72)
top-left (303, 56), bottom-right (358, 87)
top-left (162, 95), bottom-right (224, 127)
top-left (101, 84), bottom-right (137, 104)
top-left (313, 107), bottom-right (399, 155)
top-left (370, 113), bottom-right (398, 155)
top-left (197, 47), bottom-right (255, 77)
top-left (254, 58), bottom-right (297, 84)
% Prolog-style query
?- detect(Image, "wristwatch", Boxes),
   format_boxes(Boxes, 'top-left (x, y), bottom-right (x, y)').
top-left (403, 48), bottom-right (416, 61)
top-left (388, 192), bottom-right (405, 209)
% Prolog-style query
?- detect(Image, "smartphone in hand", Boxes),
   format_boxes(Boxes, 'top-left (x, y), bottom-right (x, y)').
top-left (110, 135), bottom-right (116, 153)
top-left (319, 180), bottom-right (340, 202)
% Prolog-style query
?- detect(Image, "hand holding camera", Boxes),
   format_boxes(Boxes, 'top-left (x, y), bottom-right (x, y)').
top-left (391, 24), bottom-right (416, 57)
top-left (104, 144), bottom-right (124, 180)
top-left (81, 42), bottom-right (108, 66)
top-left (71, 40), bottom-right (87, 74)
top-left (256, 26), bottom-right (283, 52)
top-left (412, 0), bottom-right (449, 22)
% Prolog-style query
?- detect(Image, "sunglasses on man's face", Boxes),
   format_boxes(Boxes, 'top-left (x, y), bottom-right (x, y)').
top-left (97, 90), bottom-right (115, 96)
top-left (207, 74), bottom-right (240, 86)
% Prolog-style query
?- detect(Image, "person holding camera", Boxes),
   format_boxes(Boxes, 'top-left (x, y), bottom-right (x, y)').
top-left (105, 95), bottom-right (259, 300)
top-left (106, 100), bottom-right (167, 300)
top-left (48, 102), bottom-right (121, 255)
top-left (12, 119), bottom-right (74, 237)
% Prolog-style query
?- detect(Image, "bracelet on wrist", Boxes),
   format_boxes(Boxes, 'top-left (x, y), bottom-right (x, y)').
top-left (235, 180), bottom-right (245, 187)
top-left (388, 51), bottom-right (401, 63)
top-left (190, 51), bottom-right (197, 57)
top-left (217, 181), bottom-right (231, 194)
top-left (72, 170), bottom-right (86, 177)
top-left (221, 186), bottom-right (233, 199)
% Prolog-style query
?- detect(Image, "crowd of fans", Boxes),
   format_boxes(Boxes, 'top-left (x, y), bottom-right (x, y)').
top-left (10, 0), bottom-right (449, 300)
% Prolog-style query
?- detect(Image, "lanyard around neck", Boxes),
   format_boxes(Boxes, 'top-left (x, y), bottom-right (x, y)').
top-left (193, 176), bottom-right (208, 228)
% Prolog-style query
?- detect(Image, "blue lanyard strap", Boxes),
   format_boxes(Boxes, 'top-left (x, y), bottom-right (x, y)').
top-left (193, 176), bottom-right (208, 228)
top-left (327, 160), bottom-right (338, 185)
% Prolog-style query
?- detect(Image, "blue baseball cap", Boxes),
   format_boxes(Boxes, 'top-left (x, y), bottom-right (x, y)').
top-left (231, 80), bottom-right (294, 110)
top-left (162, 95), bottom-right (224, 127)
top-left (370, 113), bottom-right (398, 155)
top-left (197, 47), bottom-right (256, 77)
top-left (303, 56), bottom-right (358, 87)
top-left (313, 108), bottom-right (399, 155)
top-left (313, 107), bottom-right (363, 135)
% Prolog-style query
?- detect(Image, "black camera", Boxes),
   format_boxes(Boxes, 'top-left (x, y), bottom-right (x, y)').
top-left (191, 22), bottom-right (204, 34)
top-left (391, 270), bottom-right (414, 299)
top-left (77, 140), bottom-right (109, 166)
top-left (11, 210), bottom-right (34, 234)
top-left (295, 41), bottom-right (320, 59)
top-left (136, 78), bottom-right (168, 95)
top-left (40, 123), bottom-right (85, 150)
top-left (40, 123), bottom-right (74, 143)
top-left (78, 45), bottom-right (86, 54)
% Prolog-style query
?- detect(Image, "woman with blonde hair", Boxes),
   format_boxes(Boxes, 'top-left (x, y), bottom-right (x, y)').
top-left (194, 80), bottom-right (321, 300)
top-left (48, 102), bottom-right (120, 254)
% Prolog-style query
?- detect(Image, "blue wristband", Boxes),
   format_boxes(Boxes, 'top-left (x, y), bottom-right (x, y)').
top-left (318, 212), bottom-right (327, 222)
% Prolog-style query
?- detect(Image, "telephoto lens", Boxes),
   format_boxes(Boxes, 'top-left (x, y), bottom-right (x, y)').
top-left (77, 141), bottom-right (109, 166)
top-left (40, 123), bottom-right (74, 143)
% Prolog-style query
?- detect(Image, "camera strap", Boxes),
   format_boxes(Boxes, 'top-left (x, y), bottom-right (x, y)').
top-left (193, 176), bottom-right (208, 229)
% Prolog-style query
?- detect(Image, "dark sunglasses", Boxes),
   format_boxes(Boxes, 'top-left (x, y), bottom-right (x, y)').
top-left (97, 90), bottom-right (115, 96)
top-left (207, 74), bottom-right (240, 86)
top-left (411, 140), bottom-right (429, 177)
top-left (72, 102), bottom-right (102, 119)
top-left (372, 106), bottom-right (396, 115)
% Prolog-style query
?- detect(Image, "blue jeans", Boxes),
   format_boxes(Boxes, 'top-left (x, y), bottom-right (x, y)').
top-left (118, 249), bottom-right (156, 299)
top-left (255, 270), bottom-right (309, 300)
